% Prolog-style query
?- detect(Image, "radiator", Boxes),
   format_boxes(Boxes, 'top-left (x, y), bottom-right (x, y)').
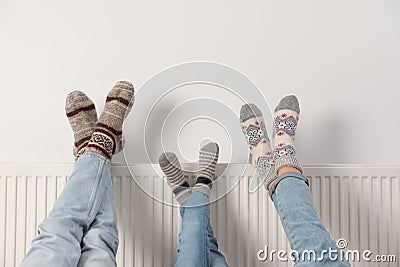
top-left (0, 164), bottom-right (399, 267)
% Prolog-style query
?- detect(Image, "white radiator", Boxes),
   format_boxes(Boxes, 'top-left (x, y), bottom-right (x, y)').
top-left (0, 164), bottom-right (399, 267)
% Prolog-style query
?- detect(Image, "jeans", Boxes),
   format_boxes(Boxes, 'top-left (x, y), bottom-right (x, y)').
top-left (175, 191), bottom-right (229, 267)
top-left (20, 152), bottom-right (118, 267)
top-left (269, 172), bottom-right (350, 266)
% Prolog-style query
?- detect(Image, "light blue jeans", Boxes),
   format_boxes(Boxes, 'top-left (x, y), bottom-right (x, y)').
top-left (269, 172), bottom-right (350, 266)
top-left (20, 152), bottom-right (118, 267)
top-left (175, 191), bottom-right (229, 267)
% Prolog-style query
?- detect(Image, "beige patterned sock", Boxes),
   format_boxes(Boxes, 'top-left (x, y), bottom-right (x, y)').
top-left (273, 95), bottom-right (302, 175)
top-left (85, 81), bottom-right (135, 159)
top-left (65, 91), bottom-right (97, 159)
top-left (240, 103), bottom-right (275, 188)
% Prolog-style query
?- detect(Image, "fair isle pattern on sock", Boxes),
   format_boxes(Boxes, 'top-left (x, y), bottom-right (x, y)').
top-left (159, 152), bottom-right (191, 205)
top-left (86, 81), bottom-right (135, 159)
top-left (65, 91), bottom-right (97, 159)
top-left (193, 142), bottom-right (219, 197)
top-left (240, 103), bottom-right (275, 186)
top-left (273, 95), bottom-right (303, 175)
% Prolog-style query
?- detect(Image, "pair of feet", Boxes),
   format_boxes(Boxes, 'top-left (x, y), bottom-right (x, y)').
top-left (158, 142), bottom-right (220, 205)
top-left (65, 81), bottom-right (135, 160)
top-left (240, 95), bottom-right (302, 189)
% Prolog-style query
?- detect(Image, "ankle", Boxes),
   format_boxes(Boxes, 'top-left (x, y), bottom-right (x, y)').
top-left (267, 166), bottom-right (301, 190)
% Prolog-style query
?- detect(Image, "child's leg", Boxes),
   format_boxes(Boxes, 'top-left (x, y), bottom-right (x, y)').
top-left (77, 181), bottom-right (119, 267)
top-left (175, 191), bottom-right (211, 267)
top-left (207, 221), bottom-right (229, 267)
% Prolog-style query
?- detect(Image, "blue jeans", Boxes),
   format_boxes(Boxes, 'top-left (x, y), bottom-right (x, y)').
top-left (269, 172), bottom-right (350, 266)
top-left (21, 152), bottom-right (118, 267)
top-left (175, 191), bottom-right (229, 267)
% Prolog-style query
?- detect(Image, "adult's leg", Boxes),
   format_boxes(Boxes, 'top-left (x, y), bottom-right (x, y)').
top-left (77, 181), bottom-right (119, 267)
top-left (22, 81), bottom-right (134, 267)
top-left (20, 152), bottom-right (111, 267)
top-left (74, 80), bottom-right (134, 266)
top-left (268, 96), bottom-right (349, 266)
top-left (269, 171), bottom-right (349, 266)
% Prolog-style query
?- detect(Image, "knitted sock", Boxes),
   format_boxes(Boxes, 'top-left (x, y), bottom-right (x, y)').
top-left (65, 91), bottom-right (97, 159)
top-left (193, 142), bottom-right (219, 197)
top-left (159, 152), bottom-right (191, 205)
top-left (273, 95), bottom-right (302, 176)
top-left (86, 81), bottom-right (135, 159)
top-left (240, 103), bottom-right (275, 186)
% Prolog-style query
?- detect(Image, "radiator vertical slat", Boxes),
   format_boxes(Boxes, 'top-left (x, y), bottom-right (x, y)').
top-left (248, 177), bottom-right (257, 267)
top-left (126, 176), bottom-right (135, 267)
top-left (25, 176), bottom-right (36, 258)
top-left (161, 179), bottom-right (170, 266)
top-left (359, 176), bottom-right (369, 252)
top-left (0, 176), bottom-right (6, 267)
top-left (238, 176), bottom-right (248, 267)
top-left (216, 176), bottom-right (227, 259)
top-left (153, 175), bottom-right (163, 267)
top-left (380, 177), bottom-right (390, 267)
top-left (121, 176), bottom-right (132, 267)
top-left (132, 175), bottom-right (144, 267)
top-left (228, 175), bottom-right (239, 265)
top-left (369, 177), bottom-right (379, 265)
top-left (15, 176), bottom-right (27, 265)
top-left (113, 176), bottom-right (122, 265)
top-left (5, 176), bottom-right (16, 267)
top-left (339, 177), bottom-right (350, 251)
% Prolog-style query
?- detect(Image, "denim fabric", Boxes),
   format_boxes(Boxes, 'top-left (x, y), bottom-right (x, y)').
top-left (269, 172), bottom-right (350, 266)
top-left (175, 191), bottom-right (229, 267)
top-left (77, 180), bottom-right (119, 267)
top-left (21, 152), bottom-right (116, 267)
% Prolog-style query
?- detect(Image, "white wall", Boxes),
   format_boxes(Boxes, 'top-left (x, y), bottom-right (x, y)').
top-left (0, 0), bottom-right (399, 165)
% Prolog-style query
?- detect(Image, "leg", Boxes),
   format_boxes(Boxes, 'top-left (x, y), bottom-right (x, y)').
top-left (177, 193), bottom-right (228, 267)
top-left (20, 152), bottom-right (111, 267)
top-left (159, 142), bottom-right (225, 267)
top-left (269, 172), bottom-right (349, 266)
top-left (77, 181), bottom-right (119, 267)
top-left (207, 221), bottom-right (229, 267)
top-left (175, 191), bottom-right (210, 267)
top-left (268, 96), bottom-right (349, 266)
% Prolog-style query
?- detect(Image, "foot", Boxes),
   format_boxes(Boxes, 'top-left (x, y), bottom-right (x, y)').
top-left (192, 142), bottom-right (219, 197)
top-left (65, 91), bottom-right (97, 159)
top-left (159, 152), bottom-right (191, 205)
top-left (271, 95), bottom-right (302, 185)
top-left (86, 81), bottom-right (135, 159)
top-left (240, 103), bottom-right (275, 186)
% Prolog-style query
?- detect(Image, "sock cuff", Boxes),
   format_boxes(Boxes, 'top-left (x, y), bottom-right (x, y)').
top-left (192, 184), bottom-right (211, 197)
top-left (263, 167), bottom-right (277, 190)
top-left (175, 188), bottom-right (192, 205)
top-left (274, 155), bottom-right (303, 176)
top-left (86, 131), bottom-right (115, 159)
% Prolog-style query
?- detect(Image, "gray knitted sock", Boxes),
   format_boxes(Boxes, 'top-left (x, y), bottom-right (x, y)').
top-left (65, 91), bottom-right (97, 159)
top-left (240, 103), bottom-right (275, 186)
top-left (193, 142), bottom-right (219, 197)
top-left (86, 81), bottom-right (135, 159)
top-left (159, 152), bottom-right (191, 205)
top-left (273, 95), bottom-right (302, 177)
